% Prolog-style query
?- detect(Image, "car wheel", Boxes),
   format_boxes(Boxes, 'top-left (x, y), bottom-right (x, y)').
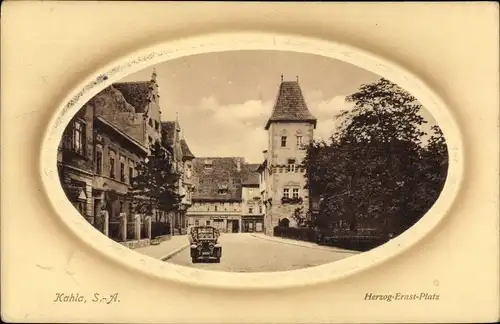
top-left (216, 258), bottom-right (221, 263)
top-left (191, 257), bottom-right (197, 263)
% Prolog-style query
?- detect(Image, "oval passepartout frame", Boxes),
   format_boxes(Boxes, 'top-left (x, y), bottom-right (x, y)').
top-left (40, 32), bottom-right (464, 290)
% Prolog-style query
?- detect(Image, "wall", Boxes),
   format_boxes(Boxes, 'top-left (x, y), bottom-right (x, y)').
top-left (242, 186), bottom-right (263, 215)
top-left (264, 121), bottom-right (314, 234)
top-left (93, 123), bottom-right (145, 194)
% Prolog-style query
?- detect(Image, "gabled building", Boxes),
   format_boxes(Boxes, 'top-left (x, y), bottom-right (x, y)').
top-left (259, 76), bottom-right (317, 235)
top-left (187, 157), bottom-right (252, 233)
top-left (161, 119), bottom-right (196, 235)
top-left (58, 69), bottom-right (166, 246)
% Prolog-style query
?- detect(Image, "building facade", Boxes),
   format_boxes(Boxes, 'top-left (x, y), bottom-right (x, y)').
top-left (58, 105), bottom-right (95, 225)
top-left (241, 168), bottom-right (265, 233)
top-left (259, 77), bottom-right (317, 235)
top-left (187, 157), bottom-right (258, 233)
top-left (161, 119), bottom-right (196, 235)
top-left (58, 69), bottom-right (167, 246)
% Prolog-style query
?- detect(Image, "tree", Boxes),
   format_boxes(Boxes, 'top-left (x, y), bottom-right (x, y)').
top-left (128, 141), bottom-right (184, 222)
top-left (305, 78), bottom-right (448, 236)
top-left (292, 207), bottom-right (306, 227)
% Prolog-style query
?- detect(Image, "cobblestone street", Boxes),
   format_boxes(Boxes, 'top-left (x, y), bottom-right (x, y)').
top-left (166, 233), bottom-right (359, 272)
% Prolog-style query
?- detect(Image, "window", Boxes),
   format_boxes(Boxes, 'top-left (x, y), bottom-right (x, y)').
top-left (95, 150), bottom-right (102, 175)
top-left (283, 188), bottom-right (290, 198)
top-left (288, 159), bottom-right (296, 172)
top-left (206, 220), bottom-right (211, 226)
top-left (218, 184), bottom-right (228, 195)
top-left (204, 160), bottom-right (213, 169)
top-left (296, 136), bottom-right (303, 147)
top-left (292, 188), bottom-right (299, 199)
top-left (120, 159), bottom-right (126, 182)
top-left (214, 206), bottom-right (218, 212)
top-left (148, 118), bottom-right (153, 127)
top-left (248, 207), bottom-right (253, 214)
top-left (109, 153), bottom-right (116, 179)
top-left (195, 220), bottom-right (199, 226)
top-left (129, 166), bottom-right (134, 184)
top-left (259, 205), bottom-right (263, 214)
top-left (281, 136), bottom-right (287, 147)
top-left (72, 119), bottom-right (85, 155)
top-left (155, 120), bottom-right (159, 131)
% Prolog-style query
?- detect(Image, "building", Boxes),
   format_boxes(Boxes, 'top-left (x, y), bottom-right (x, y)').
top-left (112, 69), bottom-right (162, 146)
top-left (58, 105), bottom-right (95, 225)
top-left (187, 157), bottom-right (255, 233)
top-left (241, 165), bottom-right (265, 232)
top-left (58, 69), bottom-right (165, 246)
top-left (161, 119), bottom-right (196, 235)
top-left (180, 138), bottom-right (196, 232)
top-left (259, 76), bottom-right (317, 235)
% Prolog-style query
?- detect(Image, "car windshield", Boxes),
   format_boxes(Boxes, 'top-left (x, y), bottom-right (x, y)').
top-left (194, 227), bottom-right (215, 239)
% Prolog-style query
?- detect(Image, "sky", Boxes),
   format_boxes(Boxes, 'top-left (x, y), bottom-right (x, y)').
top-left (121, 50), bottom-right (436, 163)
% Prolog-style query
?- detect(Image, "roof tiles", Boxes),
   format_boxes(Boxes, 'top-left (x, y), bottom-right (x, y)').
top-left (265, 80), bottom-right (317, 130)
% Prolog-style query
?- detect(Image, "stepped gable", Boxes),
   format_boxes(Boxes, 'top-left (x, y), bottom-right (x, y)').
top-left (192, 157), bottom-right (247, 202)
top-left (180, 139), bottom-right (195, 160)
top-left (265, 79), bottom-right (317, 130)
top-left (113, 81), bottom-right (153, 114)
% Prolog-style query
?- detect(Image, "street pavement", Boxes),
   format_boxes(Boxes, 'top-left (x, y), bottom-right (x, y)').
top-left (134, 235), bottom-right (190, 260)
top-left (166, 233), bottom-right (359, 272)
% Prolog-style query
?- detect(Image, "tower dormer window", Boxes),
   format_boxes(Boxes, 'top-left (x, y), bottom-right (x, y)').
top-left (281, 136), bottom-right (287, 147)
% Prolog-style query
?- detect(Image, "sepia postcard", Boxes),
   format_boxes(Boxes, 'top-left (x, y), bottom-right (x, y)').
top-left (1, 2), bottom-right (499, 323)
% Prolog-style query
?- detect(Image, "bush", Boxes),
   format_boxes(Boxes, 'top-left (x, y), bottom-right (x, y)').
top-left (151, 222), bottom-right (170, 238)
top-left (273, 226), bottom-right (317, 243)
top-left (274, 225), bottom-right (390, 252)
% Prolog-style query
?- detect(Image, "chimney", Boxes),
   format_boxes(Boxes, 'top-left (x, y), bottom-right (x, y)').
top-left (151, 68), bottom-right (157, 82)
top-left (236, 158), bottom-right (242, 172)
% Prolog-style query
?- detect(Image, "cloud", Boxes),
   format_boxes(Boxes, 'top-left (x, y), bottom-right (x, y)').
top-left (173, 93), bottom-right (356, 163)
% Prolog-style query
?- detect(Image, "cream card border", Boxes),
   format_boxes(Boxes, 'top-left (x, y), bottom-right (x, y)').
top-left (1, 2), bottom-right (499, 323)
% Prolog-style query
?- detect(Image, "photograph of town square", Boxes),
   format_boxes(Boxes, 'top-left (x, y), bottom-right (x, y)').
top-left (57, 51), bottom-right (448, 272)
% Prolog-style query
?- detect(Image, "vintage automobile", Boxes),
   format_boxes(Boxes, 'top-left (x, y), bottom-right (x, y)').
top-left (189, 225), bottom-right (222, 263)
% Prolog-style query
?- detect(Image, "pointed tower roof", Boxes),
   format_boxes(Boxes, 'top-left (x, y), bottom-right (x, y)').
top-left (264, 77), bottom-right (317, 130)
top-left (180, 139), bottom-right (195, 160)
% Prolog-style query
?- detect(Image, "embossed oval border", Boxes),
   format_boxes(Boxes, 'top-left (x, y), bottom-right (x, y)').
top-left (39, 32), bottom-right (464, 290)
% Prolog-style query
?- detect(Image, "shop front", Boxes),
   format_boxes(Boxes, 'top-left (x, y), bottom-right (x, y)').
top-left (242, 216), bottom-right (264, 233)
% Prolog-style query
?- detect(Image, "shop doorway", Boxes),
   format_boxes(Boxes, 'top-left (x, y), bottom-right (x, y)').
top-left (227, 220), bottom-right (240, 233)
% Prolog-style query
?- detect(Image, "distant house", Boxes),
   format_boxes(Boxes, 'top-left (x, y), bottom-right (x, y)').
top-left (241, 164), bottom-right (265, 233)
top-left (187, 157), bottom-right (255, 233)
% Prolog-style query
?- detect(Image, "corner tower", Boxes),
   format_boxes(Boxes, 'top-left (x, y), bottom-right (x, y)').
top-left (263, 75), bottom-right (317, 235)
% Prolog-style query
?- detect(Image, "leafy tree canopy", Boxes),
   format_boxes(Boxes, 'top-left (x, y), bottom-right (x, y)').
top-left (128, 141), bottom-right (184, 220)
top-left (305, 78), bottom-right (448, 235)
